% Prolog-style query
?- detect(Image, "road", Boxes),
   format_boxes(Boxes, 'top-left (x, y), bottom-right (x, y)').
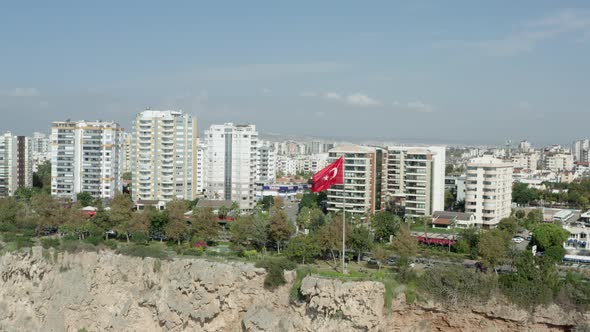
top-left (284, 199), bottom-right (299, 230)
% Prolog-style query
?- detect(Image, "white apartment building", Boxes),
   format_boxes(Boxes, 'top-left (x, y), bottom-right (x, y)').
top-left (326, 145), bottom-right (387, 219)
top-left (386, 146), bottom-right (446, 217)
top-left (0, 133), bottom-right (32, 196)
top-left (573, 139), bottom-right (589, 163)
top-left (465, 156), bottom-right (513, 228)
top-left (196, 139), bottom-right (206, 194)
top-left (519, 140), bottom-right (532, 153)
top-left (51, 121), bottom-right (123, 200)
top-left (257, 141), bottom-right (276, 183)
top-left (122, 132), bottom-right (133, 174)
top-left (132, 110), bottom-right (197, 205)
top-left (204, 123), bottom-right (258, 210)
top-left (30, 132), bottom-right (50, 172)
top-left (276, 154), bottom-right (329, 176)
top-left (544, 152), bottom-right (574, 172)
top-left (511, 152), bottom-right (540, 170)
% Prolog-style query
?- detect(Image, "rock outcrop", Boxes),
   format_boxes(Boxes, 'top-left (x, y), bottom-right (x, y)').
top-left (0, 247), bottom-right (587, 332)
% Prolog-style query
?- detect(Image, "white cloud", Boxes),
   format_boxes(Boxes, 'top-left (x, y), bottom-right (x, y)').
top-left (322, 92), bottom-right (342, 100)
top-left (2, 88), bottom-right (40, 97)
top-left (344, 93), bottom-right (381, 107)
top-left (436, 9), bottom-right (590, 56)
top-left (406, 101), bottom-right (434, 113)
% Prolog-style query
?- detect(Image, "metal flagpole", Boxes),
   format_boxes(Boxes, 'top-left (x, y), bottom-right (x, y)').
top-left (342, 203), bottom-right (346, 274)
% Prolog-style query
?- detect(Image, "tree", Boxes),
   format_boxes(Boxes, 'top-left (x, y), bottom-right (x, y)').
top-left (259, 196), bottom-right (274, 211)
top-left (268, 206), bottom-right (293, 252)
top-left (299, 192), bottom-right (319, 211)
top-left (373, 246), bottom-right (389, 271)
top-left (478, 229), bottom-right (511, 272)
top-left (308, 208), bottom-right (326, 232)
top-left (32, 161), bottom-right (51, 191)
top-left (455, 228), bottom-right (480, 259)
top-left (122, 172), bottom-right (132, 181)
top-left (531, 223), bottom-right (569, 254)
top-left (391, 225), bottom-right (418, 259)
top-left (30, 193), bottom-right (61, 231)
top-left (165, 200), bottom-right (190, 245)
top-left (371, 211), bottom-right (401, 242)
top-left (526, 209), bottom-right (543, 225)
top-left (285, 234), bottom-right (320, 264)
top-left (296, 206), bottom-right (311, 231)
top-left (514, 210), bottom-right (526, 219)
top-left (445, 164), bottom-right (455, 176)
top-left (76, 192), bottom-right (94, 207)
top-left (218, 205), bottom-right (229, 219)
top-left (350, 226), bottom-right (373, 263)
top-left (512, 183), bottom-right (540, 205)
top-left (317, 215), bottom-right (351, 265)
top-left (230, 214), bottom-right (269, 250)
top-left (445, 190), bottom-right (456, 210)
top-left (192, 207), bottom-right (220, 242)
top-left (0, 197), bottom-right (21, 226)
top-left (148, 208), bottom-right (168, 242)
top-left (108, 193), bottom-right (134, 240)
top-left (498, 217), bottom-right (519, 236)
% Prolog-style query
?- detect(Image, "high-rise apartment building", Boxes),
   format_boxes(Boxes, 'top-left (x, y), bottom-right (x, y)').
top-left (326, 145), bottom-right (387, 219)
top-left (30, 132), bottom-right (50, 172)
top-left (132, 110), bottom-right (197, 205)
top-left (573, 139), bottom-right (590, 163)
top-left (386, 146), bottom-right (446, 217)
top-left (0, 133), bottom-right (32, 197)
top-left (544, 152), bottom-right (574, 172)
top-left (519, 140), bottom-right (532, 153)
top-left (121, 132), bottom-right (133, 174)
top-left (464, 156), bottom-right (513, 228)
top-left (51, 121), bottom-right (123, 200)
top-left (196, 139), bottom-right (206, 194)
top-left (257, 141), bottom-right (276, 183)
top-left (204, 123), bottom-right (258, 210)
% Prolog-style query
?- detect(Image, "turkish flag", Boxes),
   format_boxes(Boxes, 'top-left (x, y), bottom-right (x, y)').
top-left (311, 157), bottom-right (344, 192)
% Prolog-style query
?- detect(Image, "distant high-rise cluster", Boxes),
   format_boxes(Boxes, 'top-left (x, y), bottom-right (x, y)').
top-left (0, 133), bottom-right (32, 197)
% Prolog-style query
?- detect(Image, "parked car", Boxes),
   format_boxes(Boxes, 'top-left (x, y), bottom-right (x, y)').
top-left (367, 258), bottom-right (379, 267)
top-left (512, 236), bottom-right (524, 244)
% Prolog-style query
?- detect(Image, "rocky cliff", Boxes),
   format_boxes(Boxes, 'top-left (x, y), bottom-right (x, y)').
top-left (0, 247), bottom-right (587, 332)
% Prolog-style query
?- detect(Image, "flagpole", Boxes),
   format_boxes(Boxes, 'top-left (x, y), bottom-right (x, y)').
top-left (342, 203), bottom-right (346, 274)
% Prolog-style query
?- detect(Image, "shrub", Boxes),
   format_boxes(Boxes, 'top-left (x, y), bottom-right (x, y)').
top-left (0, 223), bottom-right (17, 233)
top-left (117, 244), bottom-right (169, 259)
top-left (255, 257), bottom-right (297, 290)
top-left (290, 267), bottom-right (314, 303)
top-left (41, 238), bottom-right (61, 249)
top-left (419, 265), bottom-right (497, 306)
top-left (242, 249), bottom-right (258, 260)
top-left (60, 241), bottom-right (97, 253)
top-left (153, 259), bottom-right (162, 273)
top-left (183, 247), bottom-right (205, 256)
top-left (84, 235), bottom-right (104, 246)
top-left (103, 239), bottom-right (118, 250)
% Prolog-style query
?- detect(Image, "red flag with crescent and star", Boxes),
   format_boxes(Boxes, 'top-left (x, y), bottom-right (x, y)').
top-left (311, 157), bottom-right (344, 192)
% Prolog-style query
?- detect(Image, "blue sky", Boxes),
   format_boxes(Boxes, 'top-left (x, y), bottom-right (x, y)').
top-left (1, 1), bottom-right (590, 145)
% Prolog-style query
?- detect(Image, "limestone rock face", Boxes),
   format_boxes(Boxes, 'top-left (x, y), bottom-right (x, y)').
top-left (0, 247), bottom-right (587, 332)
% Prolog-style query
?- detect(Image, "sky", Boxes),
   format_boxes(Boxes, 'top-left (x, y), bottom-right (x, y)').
top-left (1, 1), bottom-right (590, 146)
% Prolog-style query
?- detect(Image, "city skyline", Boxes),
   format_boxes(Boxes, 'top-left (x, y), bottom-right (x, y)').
top-left (2, 1), bottom-right (590, 145)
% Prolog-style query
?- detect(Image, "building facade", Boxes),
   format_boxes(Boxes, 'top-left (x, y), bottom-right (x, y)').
top-left (257, 141), bottom-right (276, 183)
top-left (30, 132), bottom-right (50, 173)
top-left (464, 156), bottom-right (513, 228)
top-left (204, 123), bottom-right (258, 210)
top-left (51, 121), bottom-right (123, 200)
top-left (326, 145), bottom-right (387, 219)
top-left (0, 133), bottom-right (32, 196)
top-left (386, 146), bottom-right (446, 217)
top-left (132, 110), bottom-right (197, 204)
top-left (573, 139), bottom-right (590, 163)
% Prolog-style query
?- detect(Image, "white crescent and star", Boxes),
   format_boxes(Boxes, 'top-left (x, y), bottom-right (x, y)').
top-left (322, 167), bottom-right (338, 181)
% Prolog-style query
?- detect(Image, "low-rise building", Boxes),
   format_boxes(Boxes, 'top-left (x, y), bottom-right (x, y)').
top-left (431, 211), bottom-right (476, 229)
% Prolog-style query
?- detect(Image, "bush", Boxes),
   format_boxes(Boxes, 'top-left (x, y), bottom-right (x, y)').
top-left (419, 265), bottom-right (497, 306)
top-left (41, 238), bottom-right (61, 249)
top-left (60, 241), bottom-right (97, 253)
top-left (290, 267), bottom-right (314, 303)
top-left (117, 244), bottom-right (169, 259)
top-left (84, 235), bottom-right (104, 246)
top-left (0, 223), bottom-right (17, 233)
top-left (242, 249), bottom-right (258, 260)
top-left (183, 247), bottom-right (205, 256)
top-left (3, 234), bottom-right (35, 249)
top-left (255, 257), bottom-right (297, 290)
top-left (103, 239), bottom-right (118, 250)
